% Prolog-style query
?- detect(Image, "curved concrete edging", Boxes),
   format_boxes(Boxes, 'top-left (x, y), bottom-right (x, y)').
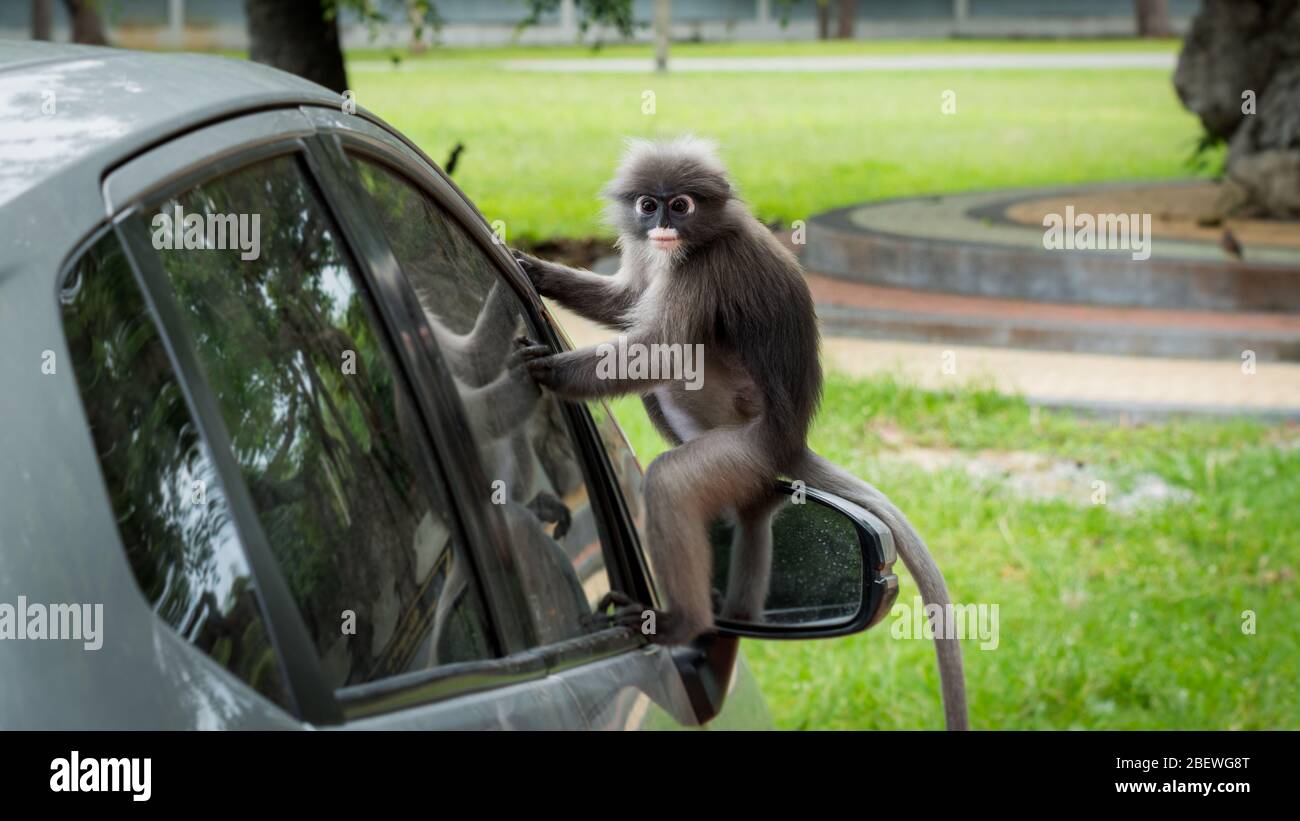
top-left (815, 303), bottom-right (1300, 362)
top-left (803, 185), bottom-right (1300, 313)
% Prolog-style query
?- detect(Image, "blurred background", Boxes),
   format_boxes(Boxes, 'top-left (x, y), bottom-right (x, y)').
top-left (8, 0), bottom-right (1297, 730)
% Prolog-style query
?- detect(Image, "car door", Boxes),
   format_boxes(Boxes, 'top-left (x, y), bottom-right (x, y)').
top-left (86, 109), bottom-right (589, 729)
top-left (304, 108), bottom-right (773, 730)
top-left (86, 106), bottom-right (768, 729)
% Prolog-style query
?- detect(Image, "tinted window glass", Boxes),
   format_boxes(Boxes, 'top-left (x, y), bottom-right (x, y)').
top-left (351, 154), bottom-right (612, 645)
top-left (61, 230), bottom-right (291, 710)
top-left (139, 154), bottom-right (495, 689)
top-left (588, 401), bottom-right (646, 544)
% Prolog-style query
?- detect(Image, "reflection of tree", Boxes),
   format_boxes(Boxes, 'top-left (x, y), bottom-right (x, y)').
top-left (61, 233), bottom-right (289, 708)
top-left (150, 156), bottom-right (451, 684)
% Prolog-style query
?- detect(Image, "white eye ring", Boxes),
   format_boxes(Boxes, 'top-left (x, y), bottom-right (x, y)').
top-left (635, 195), bottom-right (658, 214)
top-left (669, 195), bottom-right (696, 215)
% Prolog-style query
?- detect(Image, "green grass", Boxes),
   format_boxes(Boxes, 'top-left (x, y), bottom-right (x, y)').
top-left (610, 375), bottom-right (1300, 730)
top-left (345, 40), bottom-right (1208, 241)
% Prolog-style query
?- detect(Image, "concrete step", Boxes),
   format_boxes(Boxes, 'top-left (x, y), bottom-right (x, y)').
top-left (806, 273), bottom-right (1300, 361)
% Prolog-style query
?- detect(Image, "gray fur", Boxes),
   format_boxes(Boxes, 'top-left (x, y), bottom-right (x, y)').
top-left (514, 137), bottom-right (968, 729)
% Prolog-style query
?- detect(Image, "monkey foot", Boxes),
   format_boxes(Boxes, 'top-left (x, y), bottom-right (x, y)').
top-left (590, 592), bottom-right (712, 645)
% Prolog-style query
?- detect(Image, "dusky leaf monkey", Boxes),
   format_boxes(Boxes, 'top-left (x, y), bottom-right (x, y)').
top-left (513, 136), bottom-right (968, 730)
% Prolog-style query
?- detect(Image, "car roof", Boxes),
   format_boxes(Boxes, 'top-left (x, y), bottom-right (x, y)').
top-left (0, 41), bottom-right (340, 211)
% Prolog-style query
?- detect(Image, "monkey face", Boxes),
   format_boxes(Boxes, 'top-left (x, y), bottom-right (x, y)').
top-left (614, 186), bottom-right (732, 256)
top-left (603, 136), bottom-right (735, 257)
top-left (634, 193), bottom-right (695, 253)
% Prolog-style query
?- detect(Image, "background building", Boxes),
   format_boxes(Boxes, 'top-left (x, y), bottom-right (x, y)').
top-left (1, 1), bottom-right (1199, 50)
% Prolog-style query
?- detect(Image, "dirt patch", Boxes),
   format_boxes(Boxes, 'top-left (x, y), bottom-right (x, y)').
top-left (873, 424), bottom-right (1192, 513)
top-left (516, 237), bottom-right (615, 270)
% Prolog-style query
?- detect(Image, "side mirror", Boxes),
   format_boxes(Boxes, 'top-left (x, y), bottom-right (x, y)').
top-left (709, 481), bottom-right (898, 639)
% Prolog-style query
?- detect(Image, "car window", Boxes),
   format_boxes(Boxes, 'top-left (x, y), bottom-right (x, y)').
top-left (349, 153), bottom-right (613, 646)
top-left (61, 230), bottom-right (292, 711)
top-left (135, 153), bottom-right (496, 690)
top-left (587, 401), bottom-right (647, 547)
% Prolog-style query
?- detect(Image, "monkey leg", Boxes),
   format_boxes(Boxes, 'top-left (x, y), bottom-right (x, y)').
top-left (642, 423), bottom-right (775, 645)
top-left (720, 490), bottom-right (782, 623)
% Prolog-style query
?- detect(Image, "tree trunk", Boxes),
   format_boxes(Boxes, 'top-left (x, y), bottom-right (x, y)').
top-left (1175, 0), bottom-right (1300, 217)
top-left (62, 0), bottom-right (108, 45)
top-left (816, 0), bottom-right (830, 40)
top-left (837, 0), bottom-right (856, 39)
top-left (31, 0), bottom-right (52, 40)
top-left (1135, 0), bottom-right (1174, 37)
top-left (653, 0), bottom-right (670, 73)
top-left (244, 0), bottom-right (349, 94)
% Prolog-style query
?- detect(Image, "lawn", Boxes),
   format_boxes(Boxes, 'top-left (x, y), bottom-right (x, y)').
top-left (345, 40), bottom-right (1212, 242)
top-left (611, 378), bottom-right (1300, 730)
top-left (350, 40), bottom-right (1294, 729)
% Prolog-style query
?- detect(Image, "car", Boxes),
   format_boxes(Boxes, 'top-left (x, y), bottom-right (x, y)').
top-left (0, 41), bottom-right (897, 730)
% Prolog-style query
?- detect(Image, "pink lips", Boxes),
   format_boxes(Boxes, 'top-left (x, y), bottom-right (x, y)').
top-left (648, 228), bottom-right (680, 250)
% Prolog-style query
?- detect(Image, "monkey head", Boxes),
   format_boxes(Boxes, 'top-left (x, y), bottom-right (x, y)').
top-left (603, 136), bottom-right (736, 258)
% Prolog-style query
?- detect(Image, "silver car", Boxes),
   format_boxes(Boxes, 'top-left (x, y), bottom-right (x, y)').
top-left (0, 42), bottom-right (896, 730)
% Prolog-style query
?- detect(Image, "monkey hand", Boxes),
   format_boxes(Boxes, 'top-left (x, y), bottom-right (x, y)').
top-left (513, 335), bottom-right (563, 390)
top-left (512, 250), bottom-right (555, 297)
top-left (514, 335), bottom-right (595, 399)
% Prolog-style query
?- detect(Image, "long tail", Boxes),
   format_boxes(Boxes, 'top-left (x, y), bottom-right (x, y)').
top-left (799, 450), bottom-right (969, 731)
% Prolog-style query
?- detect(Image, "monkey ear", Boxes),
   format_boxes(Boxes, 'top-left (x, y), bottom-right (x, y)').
top-left (693, 175), bottom-right (734, 203)
top-left (600, 177), bottom-right (638, 204)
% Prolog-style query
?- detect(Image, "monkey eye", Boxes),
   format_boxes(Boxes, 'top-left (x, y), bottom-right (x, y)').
top-left (669, 194), bottom-right (696, 215)
top-left (635, 195), bottom-right (658, 215)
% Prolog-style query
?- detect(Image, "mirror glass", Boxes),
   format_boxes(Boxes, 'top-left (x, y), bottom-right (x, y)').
top-left (709, 492), bottom-right (865, 631)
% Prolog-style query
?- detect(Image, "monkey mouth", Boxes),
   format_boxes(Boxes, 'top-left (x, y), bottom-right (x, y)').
top-left (647, 228), bottom-right (681, 251)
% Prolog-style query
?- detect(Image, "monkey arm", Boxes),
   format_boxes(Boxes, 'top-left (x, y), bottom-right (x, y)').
top-left (460, 362), bottom-right (543, 440)
top-left (460, 280), bottom-right (522, 373)
top-left (514, 251), bottom-right (635, 330)
top-left (429, 282), bottom-right (523, 388)
top-left (518, 334), bottom-right (671, 401)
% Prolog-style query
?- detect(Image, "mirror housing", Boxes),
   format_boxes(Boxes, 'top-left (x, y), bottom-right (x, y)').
top-left (711, 480), bottom-right (899, 640)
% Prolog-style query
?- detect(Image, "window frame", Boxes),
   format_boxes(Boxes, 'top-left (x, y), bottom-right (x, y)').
top-left (88, 105), bottom-right (664, 725)
top-left (93, 123), bottom-right (525, 723)
top-left (306, 113), bottom-right (659, 616)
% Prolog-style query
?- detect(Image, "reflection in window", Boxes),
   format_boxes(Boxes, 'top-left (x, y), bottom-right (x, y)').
top-left (142, 155), bottom-right (495, 689)
top-left (352, 155), bottom-right (611, 645)
top-left (61, 231), bottom-right (290, 709)
top-left (588, 401), bottom-right (646, 542)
